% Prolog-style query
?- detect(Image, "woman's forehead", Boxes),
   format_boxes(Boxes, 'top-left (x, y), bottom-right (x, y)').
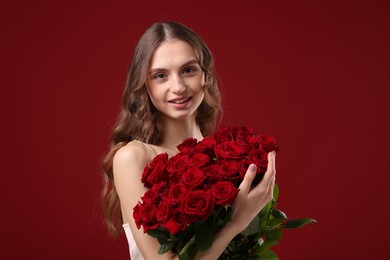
top-left (149, 40), bottom-right (199, 70)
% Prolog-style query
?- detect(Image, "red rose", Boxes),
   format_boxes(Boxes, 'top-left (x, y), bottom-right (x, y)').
top-left (214, 141), bottom-right (245, 160)
top-left (203, 164), bottom-right (223, 184)
top-left (259, 133), bottom-right (280, 153)
top-left (214, 127), bottom-right (236, 144)
top-left (193, 137), bottom-right (216, 157)
top-left (162, 208), bottom-right (187, 234)
top-left (187, 153), bottom-right (210, 168)
top-left (230, 126), bottom-right (240, 138)
top-left (182, 168), bottom-right (206, 189)
top-left (141, 182), bottom-right (165, 204)
top-left (137, 203), bottom-right (160, 233)
top-left (236, 128), bottom-right (261, 153)
top-left (211, 181), bottom-right (239, 206)
top-left (149, 153), bottom-right (168, 168)
top-left (166, 154), bottom-right (189, 175)
top-left (155, 198), bottom-right (172, 223)
top-left (238, 126), bottom-right (256, 134)
top-left (169, 183), bottom-right (188, 204)
top-left (238, 159), bottom-right (261, 179)
top-left (170, 171), bottom-right (186, 184)
top-left (133, 203), bottom-right (143, 229)
top-left (177, 138), bottom-right (198, 154)
top-left (248, 149), bottom-right (268, 168)
top-left (141, 157), bottom-right (169, 189)
top-left (182, 190), bottom-right (214, 221)
top-left (218, 161), bottom-right (241, 182)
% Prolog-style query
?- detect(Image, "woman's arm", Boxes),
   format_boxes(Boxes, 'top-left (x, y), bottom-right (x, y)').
top-left (113, 142), bottom-right (276, 260)
top-left (113, 142), bottom-right (178, 260)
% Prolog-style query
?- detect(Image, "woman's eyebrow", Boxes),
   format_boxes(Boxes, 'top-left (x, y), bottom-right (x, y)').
top-left (180, 59), bottom-right (199, 68)
top-left (149, 59), bottom-right (199, 75)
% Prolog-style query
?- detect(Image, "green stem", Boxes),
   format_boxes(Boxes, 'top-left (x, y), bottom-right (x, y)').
top-left (258, 201), bottom-right (274, 239)
top-left (179, 237), bottom-right (195, 257)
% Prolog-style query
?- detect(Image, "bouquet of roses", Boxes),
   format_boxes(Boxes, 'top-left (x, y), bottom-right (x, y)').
top-left (133, 126), bottom-right (315, 259)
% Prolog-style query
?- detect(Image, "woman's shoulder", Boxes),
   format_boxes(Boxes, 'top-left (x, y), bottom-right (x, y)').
top-left (113, 141), bottom-right (154, 176)
top-left (114, 141), bottom-right (151, 166)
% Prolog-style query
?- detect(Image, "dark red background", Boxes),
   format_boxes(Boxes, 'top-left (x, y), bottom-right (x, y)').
top-left (1, 1), bottom-right (389, 259)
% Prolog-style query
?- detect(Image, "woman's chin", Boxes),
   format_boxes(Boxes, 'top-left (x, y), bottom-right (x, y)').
top-left (162, 111), bottom-right (197, 122)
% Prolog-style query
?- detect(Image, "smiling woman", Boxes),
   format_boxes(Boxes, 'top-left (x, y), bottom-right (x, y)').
top-left (147, 40), bottom-right (205, 122)
top-left (101, 21), bottom-right (276, 260)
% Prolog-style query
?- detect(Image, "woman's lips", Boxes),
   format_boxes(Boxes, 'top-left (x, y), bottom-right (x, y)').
top-left (168, 96), bottom-right (192, 104)
top-left (168, 96), bottom-right (192, 108)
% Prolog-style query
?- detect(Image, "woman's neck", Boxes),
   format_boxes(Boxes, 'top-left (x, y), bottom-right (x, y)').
top-left (157, 115), bottom-right (203, 148)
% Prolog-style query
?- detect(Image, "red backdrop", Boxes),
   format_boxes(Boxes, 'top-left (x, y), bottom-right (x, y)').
top-left (1, 1), bottom-right (389, 259)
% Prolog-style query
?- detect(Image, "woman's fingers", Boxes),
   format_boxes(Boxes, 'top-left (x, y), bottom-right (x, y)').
top-left (259, 151), bottom-right (276, 190)
top-left (232, 154), bottom-right (277, 230)
top-left (268, 175), bottom-right (276, 200)
top-left (237, 151), bottom-right (276, 203)
top-left (247, 151), bottom-right (276, 202)
top-left (238, 164), bottom-right (257, 194)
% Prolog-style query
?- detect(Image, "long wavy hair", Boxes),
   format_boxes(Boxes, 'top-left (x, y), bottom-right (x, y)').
top-left (101, 21), bottom-right (222, 236)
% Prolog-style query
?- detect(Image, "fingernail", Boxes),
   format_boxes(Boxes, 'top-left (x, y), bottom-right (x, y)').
top-left (249, 164), bottom-right (257, 172)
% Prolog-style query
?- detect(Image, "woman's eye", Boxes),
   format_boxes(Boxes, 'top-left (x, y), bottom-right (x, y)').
top-left (183, 67), bottom-right (196, 74)
top-left (154, 73), bottom-right (167, 79)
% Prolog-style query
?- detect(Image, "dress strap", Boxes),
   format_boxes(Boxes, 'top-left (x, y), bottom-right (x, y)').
top-left (133, 140), bottom-right (158, 157)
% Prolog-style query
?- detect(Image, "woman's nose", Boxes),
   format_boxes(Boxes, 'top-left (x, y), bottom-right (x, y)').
top-left (170, 75), bottom-right (186, 93)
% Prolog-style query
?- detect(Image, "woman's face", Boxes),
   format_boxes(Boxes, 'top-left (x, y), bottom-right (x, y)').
top-left (146, 39), bottom-right (205, 122)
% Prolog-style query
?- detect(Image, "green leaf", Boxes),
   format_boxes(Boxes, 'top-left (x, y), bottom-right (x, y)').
top-left (195, 225), bottom-right (214, 251)
top-left (267, 217), bottom-right (283, 229)
top-left (259, 201), bottom-right (273, 236)
top-left (177, 226), bottom-right (195, 246)
top-left (193, 220), bottom-right (206, 230)
top-left (260, 239), bottom-right (279, 249)
top-left (169, 232), bottom-right (179, 241)
top-left (258, 248), bottom-right (279, 260)
top-left (158, 242), bottom-right (174, 254)
top-left (214, 206), bottom-right (231, 227)
top-left (147, 229), bottom-right (169, 240)
top-left (273, 183), bottom-right (279, 201)
top-left (271, 208), bottom-right (287, 220)
top-left (265, 229), bottom-right (282, 241)
top-left (223, 207), bottom-right (232, 224)
top-left (240, 215), bottom-right (260, 236)
top-left (157, 236), bottom-right (168, 244)
top-left (281, 218), bottom-right (317, 229)
top-left (213, 206), bottom-right (226, 221)
top-left (254, 239), bottom-right (278, 255)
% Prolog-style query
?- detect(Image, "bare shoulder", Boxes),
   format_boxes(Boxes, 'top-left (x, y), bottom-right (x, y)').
top-left (113, 141), bottom-right (152, 186)
top-left (113, 141), bottom-right (151, 194)
top-left (114, 141), bottom-right (149, 169)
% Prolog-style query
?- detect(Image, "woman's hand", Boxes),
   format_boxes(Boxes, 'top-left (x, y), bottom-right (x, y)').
top-left (230, 151), bottom-right (276, 233)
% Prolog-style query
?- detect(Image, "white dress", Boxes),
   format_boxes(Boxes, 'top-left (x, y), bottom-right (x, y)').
top-left (123, 223), bottom-right (145, 260)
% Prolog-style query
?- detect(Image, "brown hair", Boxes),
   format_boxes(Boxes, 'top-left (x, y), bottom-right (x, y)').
top-left (101, 21), bottom-right (222, 235)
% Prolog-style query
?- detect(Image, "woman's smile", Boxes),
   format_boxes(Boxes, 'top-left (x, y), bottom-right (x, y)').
top-left (168, 96), bottom-right (192, 108)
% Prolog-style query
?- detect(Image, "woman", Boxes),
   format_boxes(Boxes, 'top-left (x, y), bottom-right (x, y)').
top-left (101, 21), bottom-right (276, 260)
